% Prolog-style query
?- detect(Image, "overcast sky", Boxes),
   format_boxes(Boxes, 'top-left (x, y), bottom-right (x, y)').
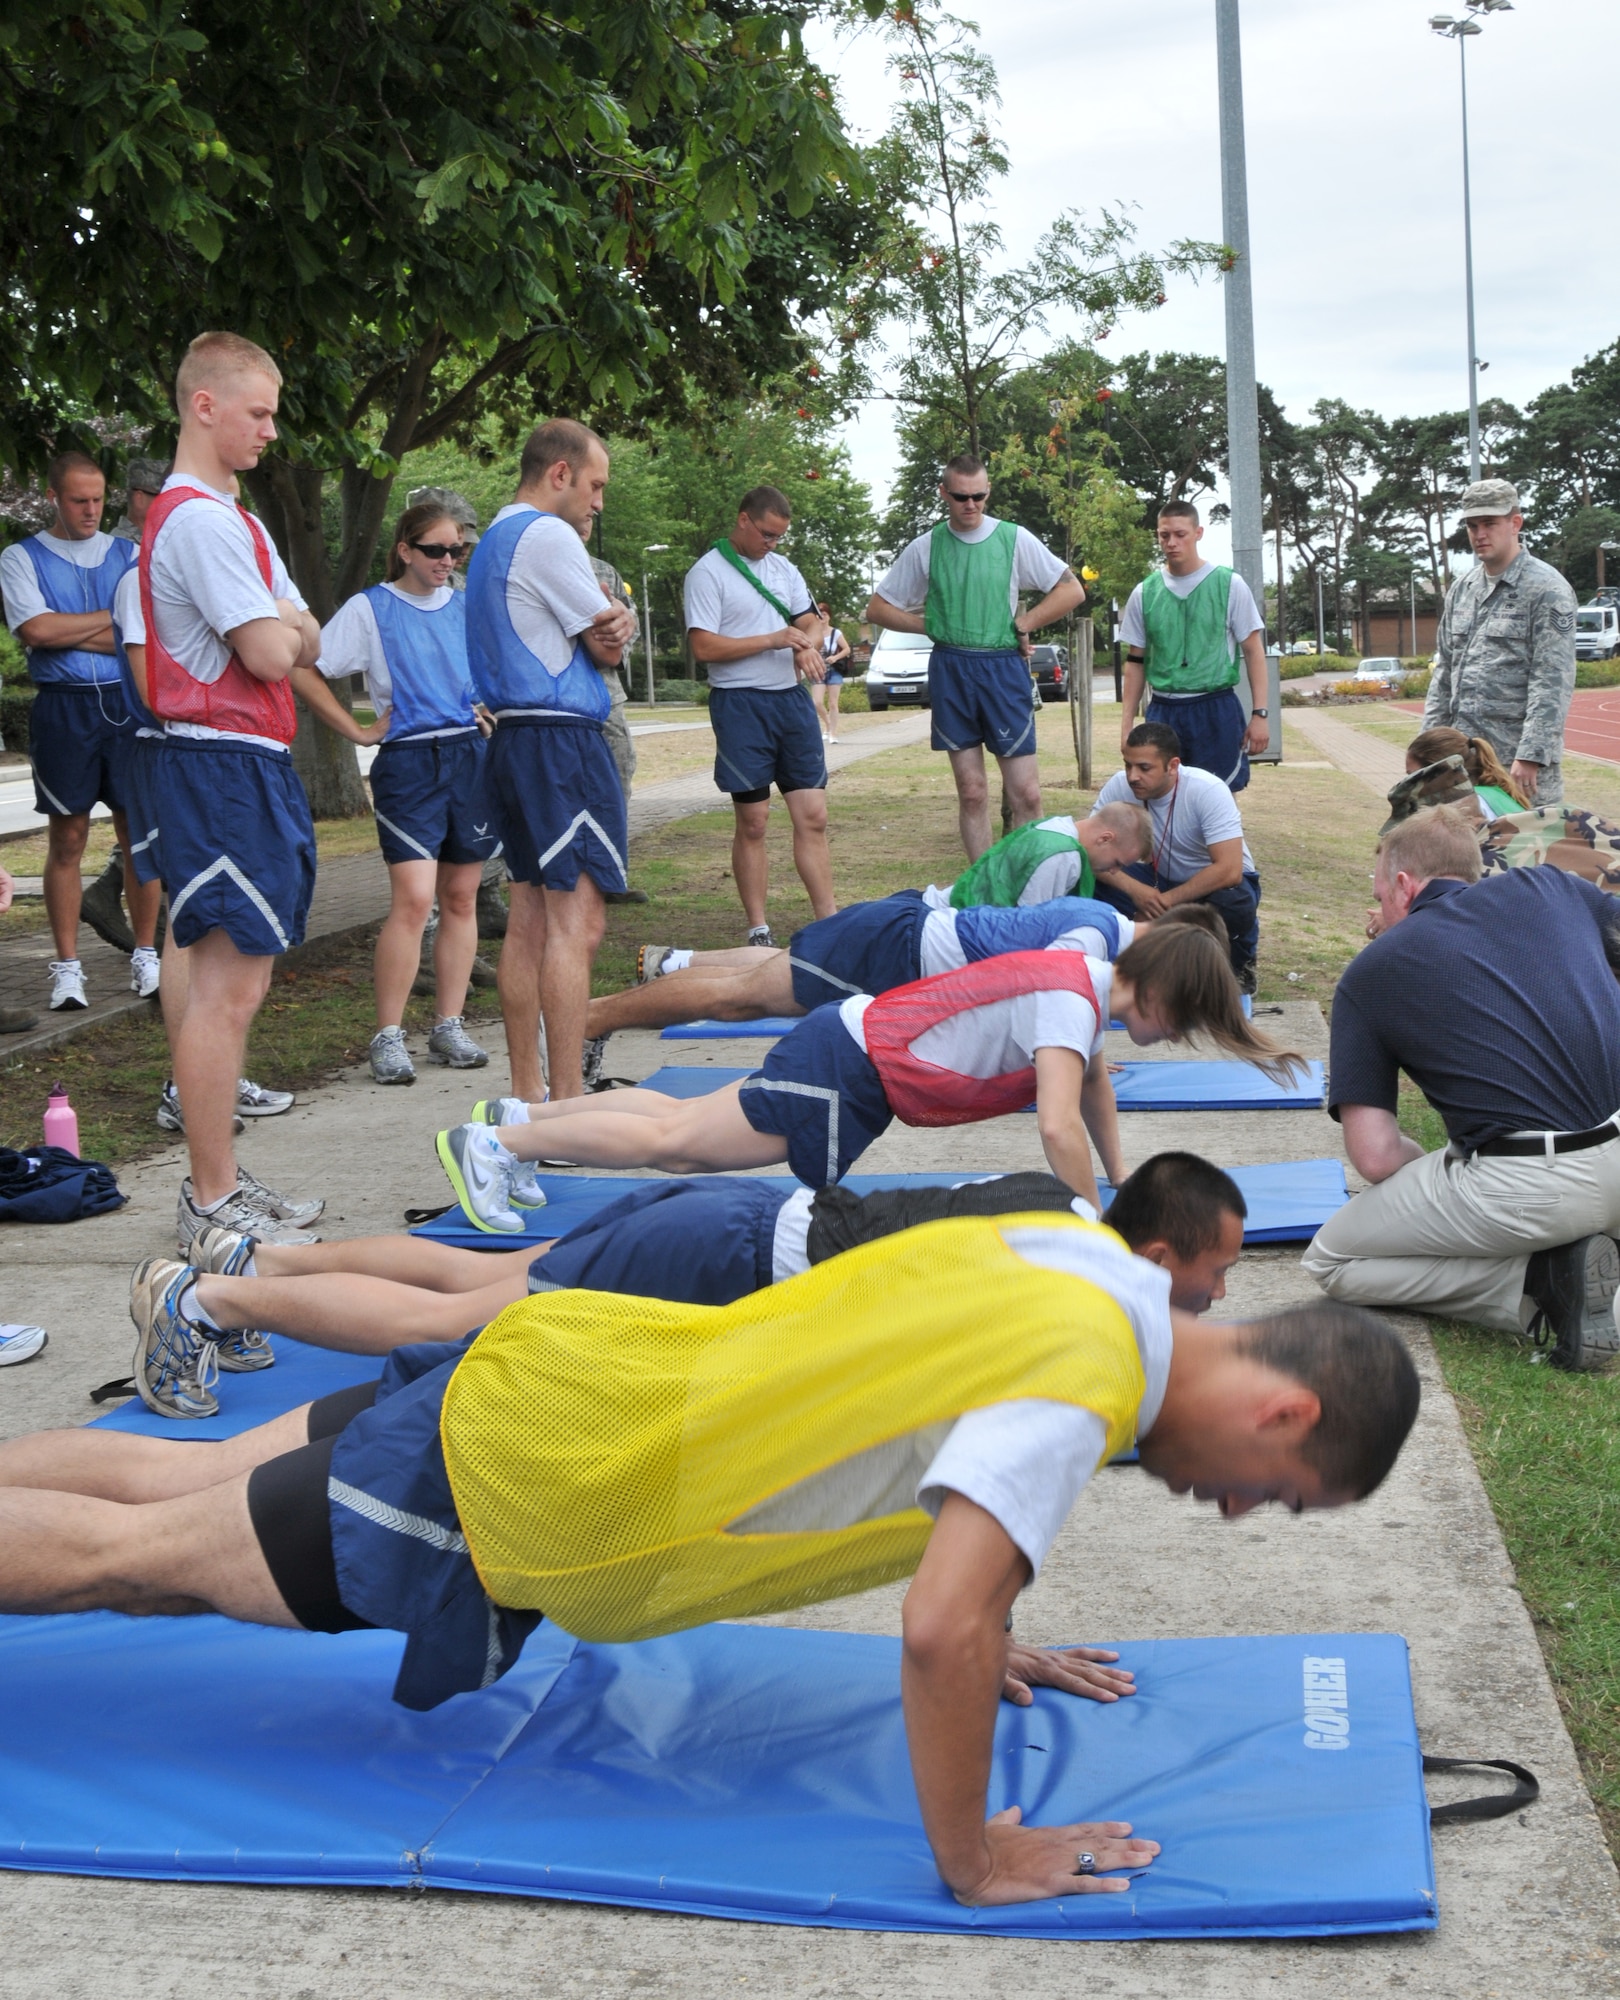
top-left (813, 0), bottom-right (1618, 561)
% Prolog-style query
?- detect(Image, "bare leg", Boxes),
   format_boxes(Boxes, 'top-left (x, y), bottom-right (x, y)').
top-left (994, 751), bottom-right (1042, 830)
top-left (540, 876), bottom-right (607, 1098)
top-left (193, 1268), bottom-right (527, 1352)
top-left (498, 880), bottom-right (548, 1102)
top-left (43, 811), bottom-right (91, 960)
top-left (0, 1404), bottom-right (314, 1503)
top-left (947, 746), bottom-right (993, 861)
top-left (826, 686), bottom-right (841, 738)
top-left (433, 859), bottom-right (482, 1019)
top-left (784, 787), bottom-right (836, 918)
top-left (585, 953), bottom-right (799, 1035)
top-left (252, 1235), bottom-right (533, 1292)
top-left (518, 1086), bottom-right (693, 1125)
top-left (680, 947), bottom-right (782, 972)
top-left (111, 809), bottom-right (162, 950)
top-left (373, 857), bottom-right (437, 1029)
top-left (496, 1081), bottom-right (788, 1174)
top-left (173, 929), bottom-right (274, 1204)
top-left (159, 933), bottom-right (191, 1059)
top-left (731, 798), bottom-right (771, 930)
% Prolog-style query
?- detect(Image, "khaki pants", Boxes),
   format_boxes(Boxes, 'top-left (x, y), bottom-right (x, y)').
top-left (1302, 1134), bottom-right (1620, 1330)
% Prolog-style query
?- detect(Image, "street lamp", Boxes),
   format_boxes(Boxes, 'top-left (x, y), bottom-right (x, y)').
top-left (641, 544), bottom-right (670, 705)
top-left (1429, 2), bottom-right (1514, 483)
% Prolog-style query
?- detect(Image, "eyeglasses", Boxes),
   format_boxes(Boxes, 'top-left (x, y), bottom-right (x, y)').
top-left (411, 540), bottom-right (467, 561)
top-left (945, 490), bottom-right (988, 504)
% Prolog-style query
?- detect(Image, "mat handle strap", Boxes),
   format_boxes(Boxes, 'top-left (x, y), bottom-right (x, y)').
top-left (1422, 1753), bottom-right (1540, 1823)
top-left (88, 1376), bottom-right (137, 1405)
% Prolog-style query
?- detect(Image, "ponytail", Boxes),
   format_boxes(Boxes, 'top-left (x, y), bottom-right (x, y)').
top-left (1114, 923), bottom-right (1306, 1085)
top-left (1407, 725), bottom-right (1530, 807)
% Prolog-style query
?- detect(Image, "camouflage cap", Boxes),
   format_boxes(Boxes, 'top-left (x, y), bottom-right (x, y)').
top-left (406, 485), bottom-right (480, 536)
top-left (1456, 477), bottom-right (1520, 520)
top-left (1380, 755), bottom-right (1479, 835)
top-left (124, 456), bottom-right (169, 494)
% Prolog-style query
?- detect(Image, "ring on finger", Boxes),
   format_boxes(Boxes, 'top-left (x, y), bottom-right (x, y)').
top-left (1074, 1851), bottom-right (1096, 1875)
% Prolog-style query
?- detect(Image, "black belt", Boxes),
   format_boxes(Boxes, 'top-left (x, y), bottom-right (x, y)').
top-left (1474, 1115), bottom-right (1620, 1159)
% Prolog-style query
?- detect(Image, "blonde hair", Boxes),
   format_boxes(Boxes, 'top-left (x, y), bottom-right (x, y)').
top-left (1407, 725), bottom-right (1529, 807)
top-left (1378, 804), bottom-right (1483, 887)
top-left (175, 331), bottom-right (282, 407)
top-left (1114, 922), bottom-right (1305, 1084)
top-left (1092, 800), bottom-right (1153, 864)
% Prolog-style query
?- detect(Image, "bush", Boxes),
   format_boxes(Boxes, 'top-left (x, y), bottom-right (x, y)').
top-left (652, 678), bottom-right (709, 706)
top-left (1576, 660), bottom-right (1620, 689)
top-left (0, 627), bottom-right (27, 687)
top-left (1, 684), bottom-right (33, 754)
top-left (1397, 668), bottom-right (1432, 698)
top-left (829, 675), bottom-right (869, 713)
top-left (1277, 652), bottom-right (1361, 679)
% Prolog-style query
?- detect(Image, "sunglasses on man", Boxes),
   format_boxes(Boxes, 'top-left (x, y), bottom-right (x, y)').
top-left (411, 540), bottom-right (467, 561)
top-left (944, 489), bottom-right (988, 504)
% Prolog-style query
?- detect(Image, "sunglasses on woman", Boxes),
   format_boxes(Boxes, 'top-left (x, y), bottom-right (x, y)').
top-left (411, 540), bottom-right (467, 561)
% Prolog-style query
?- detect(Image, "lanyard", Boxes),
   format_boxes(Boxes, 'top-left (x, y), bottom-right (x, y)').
top-left (1150, 776), bottom-right (1179, 882)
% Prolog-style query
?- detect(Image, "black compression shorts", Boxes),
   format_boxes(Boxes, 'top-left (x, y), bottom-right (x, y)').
top-left (244, 1382), bottom-right (380, 1635)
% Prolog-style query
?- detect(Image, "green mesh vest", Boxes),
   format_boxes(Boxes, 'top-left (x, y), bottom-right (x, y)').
top-left (948, 816), bottom-right (1094, 909)
top-left (923, 520), bottom-right (1019, 651)
top-left (1140, 567), bottom-right (1239, 694)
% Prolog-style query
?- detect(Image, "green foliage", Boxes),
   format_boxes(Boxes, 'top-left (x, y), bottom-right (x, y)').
top-left (0, 627), bottom-right (27, 686)
top-left (1577, 660), bottom-right (1620, 689)
top-left (1, 684), bottom-right (35, 753)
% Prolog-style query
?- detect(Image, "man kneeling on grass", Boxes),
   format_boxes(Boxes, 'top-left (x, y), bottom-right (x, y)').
top-left (439, 919), bottom-right (1301, 1228)
top-left (0, 1211), bottom-right (1417, 1906)
top-left (129, 1153), bottom-right (1251, 1418)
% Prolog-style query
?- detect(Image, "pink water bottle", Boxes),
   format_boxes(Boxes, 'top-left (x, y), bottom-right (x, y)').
top-left (43, 1082), bottom-right (79, 1156)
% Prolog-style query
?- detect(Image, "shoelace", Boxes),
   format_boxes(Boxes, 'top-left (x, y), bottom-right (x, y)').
top-left (219, 1327), bottom-right (270, 1360)
top-left (153, 1282), bottom-right (220, 1408)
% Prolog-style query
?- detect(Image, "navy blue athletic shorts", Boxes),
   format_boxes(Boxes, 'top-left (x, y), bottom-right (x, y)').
top-left (739, 1003), bottom-right (893, 1188)
top-left (28, 682), bottom-right (137, 818)
top-left (709, 683), bottom-right (827, 800)
top-left (123, 733), bottom-right (164, 884)
top-left (787, 890), bottom-right (928, 1010)
top-left (370, 730), bottom-right (500, 869)
top-left (487, 717), bottom-right (627, 893)
top-left (1147, 687), bottom-right (1250, 793)
top-left (151, 736), bottom-right (316, 955)
top-left (529, 1176), bottom-right (790, 1303)
top-left (928, 647), bottom-right (1036, 759)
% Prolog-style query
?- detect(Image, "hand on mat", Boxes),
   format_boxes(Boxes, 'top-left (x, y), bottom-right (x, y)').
top-left (1002, 1641), bottom-right (1136, 1706)
top-left (956, 1806), bottom-right (1158, 1904)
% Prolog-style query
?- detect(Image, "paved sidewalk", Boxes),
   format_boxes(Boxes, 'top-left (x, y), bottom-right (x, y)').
top-left (1284, 706), bottom-right (1406, 797)
top-left (0, 1000), bottom-right (1615, 1996)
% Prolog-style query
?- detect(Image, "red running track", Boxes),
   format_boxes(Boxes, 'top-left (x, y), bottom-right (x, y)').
top-left (1392, 689), bottom-right (1620, 766)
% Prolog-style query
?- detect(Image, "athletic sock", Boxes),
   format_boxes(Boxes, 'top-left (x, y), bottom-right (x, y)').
top-left (177, 1282), bottom-right (224, 1332)
top-left (663, 949), bottom-right (694, 975)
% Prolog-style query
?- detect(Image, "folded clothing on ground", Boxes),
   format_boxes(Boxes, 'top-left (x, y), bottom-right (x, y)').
top-left (0, 1145), bottom-right (125, 1223)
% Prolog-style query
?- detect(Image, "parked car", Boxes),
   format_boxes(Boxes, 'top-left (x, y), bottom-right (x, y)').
top-left (1286, 640), bottom-right (1323, 656)
top-left (1352, 656), bottom-right (1403, 684)
top-left (1028, 643), bottom-right (1067, 702)
top-left (863, 628), bottom-right (932, 709)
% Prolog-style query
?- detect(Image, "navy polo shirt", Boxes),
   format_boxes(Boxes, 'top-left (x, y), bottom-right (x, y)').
top-left (1329, 868), bottom-right (1620, 1152)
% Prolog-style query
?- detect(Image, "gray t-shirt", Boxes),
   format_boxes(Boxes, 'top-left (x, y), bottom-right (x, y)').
top-left (683, 546), bottom-right (816, 691)
top-left (1091, 765), bottom-right (1253, 880)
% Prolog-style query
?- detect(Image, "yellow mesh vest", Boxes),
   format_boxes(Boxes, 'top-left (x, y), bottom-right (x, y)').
top-left (440, 1214), bottom-right (1146, 1643)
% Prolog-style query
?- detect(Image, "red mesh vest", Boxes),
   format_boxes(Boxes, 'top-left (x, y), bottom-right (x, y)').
top-left (862, 950), bottom-right (1101, 1126)
top-left (139, 486), bottom-right (297, 743)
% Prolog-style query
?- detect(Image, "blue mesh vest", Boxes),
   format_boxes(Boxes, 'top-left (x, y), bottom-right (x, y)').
top-left (20, 536), bottom-right (134, 685)
top-left (365, 586), bottom-right (477, 739)
top-left (464, 509), bottom-right (609, 722)
top-left (952, 896), bottom-right (1126, 963)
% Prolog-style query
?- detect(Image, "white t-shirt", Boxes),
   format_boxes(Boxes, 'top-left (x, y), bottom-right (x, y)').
top-left (875, 518), bottom-right (1069, 617)
top-left (0, 530), bottom-right (120, 631)
top-left (1091, 765), bottom-right (1253, 880)
top-left (145, 473), bottom-right (305, 752)
top-left (1119, 561), bottom-right (1264, 673)
top-left (839, 957), bottom-right (1112, 1081)
top-left (917, 907), bottom-right (1124, 977)
top-left (317, 582), bottom-right (456, 719)
top-left (754, 1203), bottom-right (1172, 1577)
top-left (111, 569), bottom-right (162, 738)
top-left (920, 814), bottom-right (1087, 911)
top-left (490, 505), bottom-right (611, 683)
top-left (682, 546), bottom-right (817, 691)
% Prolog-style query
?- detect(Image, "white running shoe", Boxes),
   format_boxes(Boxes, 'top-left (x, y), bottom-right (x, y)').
top-left (369, 1027), bottom-right (416, 1085)
top-left (0, 1324), bottom-right (48, 1367)
top-left (155, 1080), bottom-right (243, 1137)
top-left (636, 945), bottom-right (675, 984)
top-left (177, 1180), bottom-right (320, 1254)
top-left (48, 960), bottom-right (87, 1010)
top-left (435, 1123), bottom-right (526, 1233)
top-left (235, 1166), bottom-right (324, 1227)
top-left (427, 1016), bottom-right (490, 1069)
top-left (746, 926), bottom-right (774, 950)
top-left (130, 947), bottom-right (161, 999)
top-left (236, 1078), bottom-right (295, 1117)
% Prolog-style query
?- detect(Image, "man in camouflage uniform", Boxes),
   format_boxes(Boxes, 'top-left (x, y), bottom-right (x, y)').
top-left (1423, 478), bottom-right (1577, 806)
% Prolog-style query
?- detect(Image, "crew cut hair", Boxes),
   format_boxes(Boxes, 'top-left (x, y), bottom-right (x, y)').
top-left (175, 331), bottom-right (282, 405)
top-left (942, 452), bottom-right (987, 483)
top-left (519, 418), bottom-right (604, 486)
top-left (1379, 804), bottom-right (1482, 887)
top-left (1091, 799), bottom-right (1153, 863)
top-left (1238, 1304), bottom-right (1420, 1499)
top-left (1157, 498), bottom-right (1201, 526)
top-left (1125, 720), bottom-right (1182, 762)
top-left (739, 484), bottom-right (793, 523)
top-left (1106, 1151), bottom-right (1246, 1261)
top-left (1114, 921), bottom-right (1307, 1084)
top-left (45, 450), bottom-right (103, 493)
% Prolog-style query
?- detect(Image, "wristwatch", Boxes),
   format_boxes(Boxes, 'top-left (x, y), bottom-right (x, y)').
top-left (1251, 706), bottom-right (1268, 718)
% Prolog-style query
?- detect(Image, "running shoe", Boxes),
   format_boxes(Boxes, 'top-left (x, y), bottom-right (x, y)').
top-left (471, 1096), bottom-right (531, 1126)
top-left (129, 1258), bottom-right (219, 1419)
top-left (436, 1123), bottom-right (526, 1234)
top-left (582, 1033), bottom-right (610, 1091)
top-left (746, 926), bottom-right (774, 950)
top-left (637, 945), bottom-right (675, 984)
top-left (155, 1080), bottom-right (244, 1137)
top-left (187, 1223), bottom-right (257, 1276)
top-left (130, 946), bottom-right (161, 999)
top-left (215, 1326), bottom-right (275, 1373)
top-left (48, 960), bottom-right (87, 1010)
top-left (79, 860), bottom-right (135, 954)
top-left (1525, 1234), bottom-right (1620, 1373)
top-left (235, 1166), bottom-right (324, 1227)
top-left (236, 1078), bottom-right (295, 1118)
top-left (427, 1016), bottom-right (490, 1069)
top-left (370, 1026), bottom-right (416, 1086)
top-left (176, 1181), bottom-right (320, 1255)
top-left (0, 1324), bottom-right (48, 1367)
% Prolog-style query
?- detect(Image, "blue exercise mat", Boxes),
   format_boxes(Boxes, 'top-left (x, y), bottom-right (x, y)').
top-left (0, 1615), bottom-right (1435, 1938)
top-left (92, 1338), bottom-right (381, 1442)
top-left (661, 1018), bottom-right (803, 1038)
top-left (634, 1061), bottom-right (1326, 1111)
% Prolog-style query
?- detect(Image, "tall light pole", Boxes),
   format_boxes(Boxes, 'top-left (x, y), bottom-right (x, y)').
top-left (1215, 0), bottom-right (1265, 622)
top-left (1429, 3), bottom-right (1513, 483)
top-left (641, 544), bottom-right (669, 704)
